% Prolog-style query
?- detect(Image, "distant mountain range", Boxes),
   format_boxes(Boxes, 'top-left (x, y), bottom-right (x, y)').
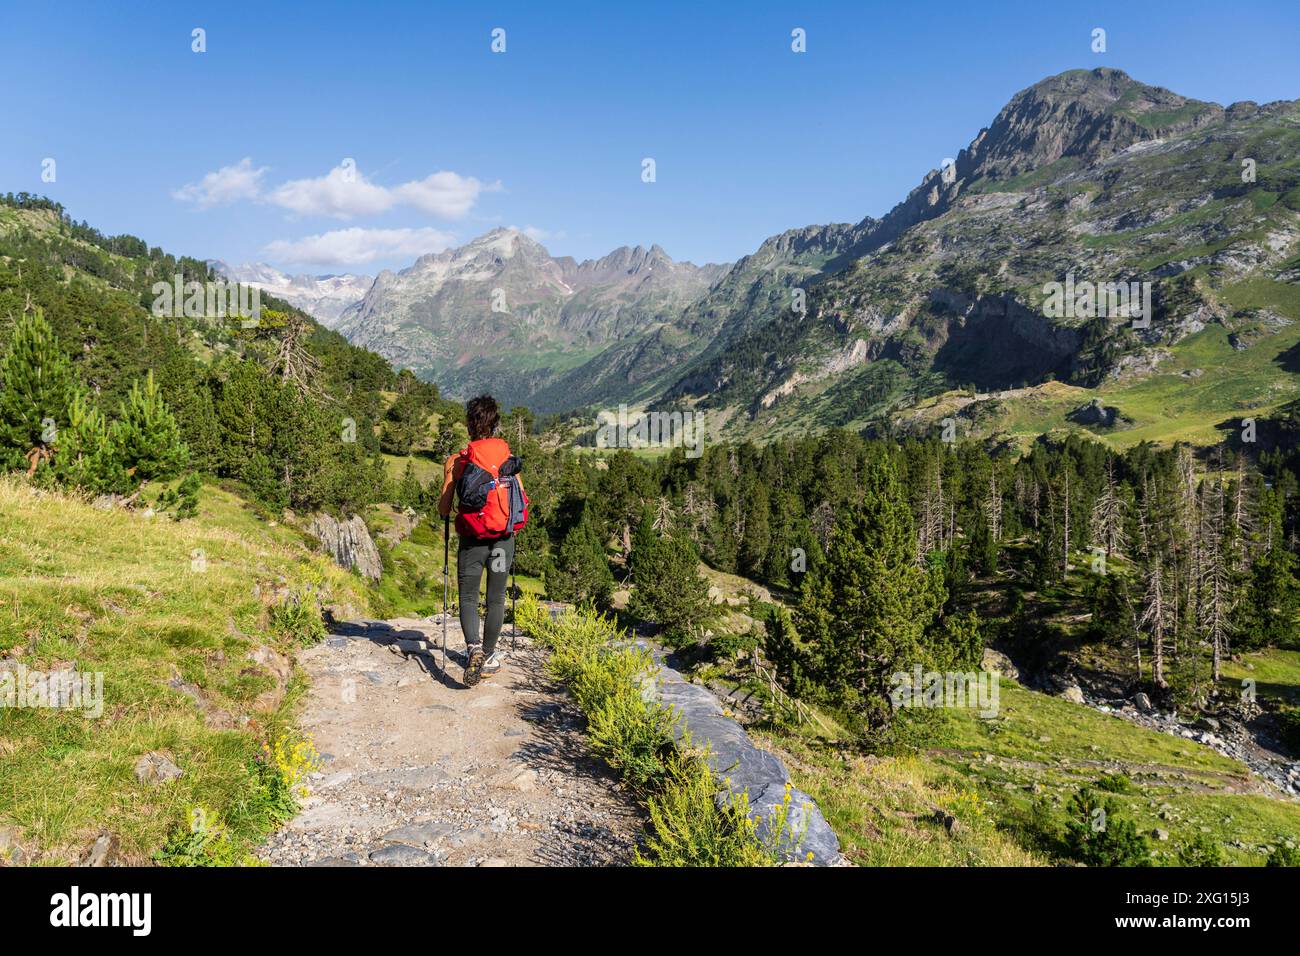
top-left (222, 68), bottom-right (1300, 444)
top-left (334, 229), bottom-right (727, 407)
top-left (207, 261), bottom-right (374, 327)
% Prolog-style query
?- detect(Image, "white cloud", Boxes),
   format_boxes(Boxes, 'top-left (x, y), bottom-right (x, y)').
top-left (177, 160), bottom-right (500, 221)
top-left (172, 157), bottom-right (268, 208)
top-left (262, 227), bottom-right (456, 266)
top-left (267, 161), bottom-right (395, 219)
top-left (395, 172), bottom-right (502, 218)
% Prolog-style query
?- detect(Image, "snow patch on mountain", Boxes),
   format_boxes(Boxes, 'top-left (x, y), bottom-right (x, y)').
top-left (207, 260), bottom-right (374, 327)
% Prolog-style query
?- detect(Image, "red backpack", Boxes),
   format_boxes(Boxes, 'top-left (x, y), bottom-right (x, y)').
top-left (453, 438), bottom-right (529, 540)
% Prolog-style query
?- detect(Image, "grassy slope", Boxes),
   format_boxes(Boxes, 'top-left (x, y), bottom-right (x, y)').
top-left (888, 313), bottom-right (1300, 452)
top-left (0, 479), bottom-right (373, 864)
top-left (1222, 649), bottom-right (1300, 706)
top-left (758, 677), bottom-right (1300, 867)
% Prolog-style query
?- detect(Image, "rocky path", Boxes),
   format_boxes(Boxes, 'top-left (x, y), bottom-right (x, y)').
top-left (257, 616), bottom-right (644, 867)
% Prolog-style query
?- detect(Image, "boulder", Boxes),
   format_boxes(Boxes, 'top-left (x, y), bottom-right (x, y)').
top-left (1060, 685), bottom-right (1086, 705)
top-left (134, 751), bottom-right (184, 786)
top-left (1133, 692), bottom-right (1154, 713)
top-left (377, 507), bottom-right (422, 548)
top-left (307, 513), bottom-right (382, 581)
top-left (368, 844), bottom-right (439, 866)
top-left (1067, 399), bottom-right (1128, 429)
top-left (981, 648), bottom-right (1019, 681)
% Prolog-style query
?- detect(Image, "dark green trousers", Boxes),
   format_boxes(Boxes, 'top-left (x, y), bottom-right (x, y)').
top-left (456, 534), bottom-right (514, 656)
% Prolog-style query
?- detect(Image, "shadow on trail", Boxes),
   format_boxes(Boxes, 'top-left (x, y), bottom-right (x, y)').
top-left (327, 617), bottom-right (467, 689)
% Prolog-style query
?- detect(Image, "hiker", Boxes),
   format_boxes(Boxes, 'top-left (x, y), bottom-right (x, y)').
top-left (438, 394), bottom-right (529, 687)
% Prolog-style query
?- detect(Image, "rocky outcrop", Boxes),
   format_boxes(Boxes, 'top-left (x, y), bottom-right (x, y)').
top-left (307, 513), bottom-right (382, 581)
top-left (1068, 398), bottom-right (1128, 428)
top-left (376, 508), bottom-right (421, 548)
top-left (134, 751), bottom-right (184, 786)
top-left (982, 648), bottom-right (1020, 682)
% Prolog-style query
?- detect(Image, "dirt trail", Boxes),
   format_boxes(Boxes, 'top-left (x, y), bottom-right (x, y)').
top-left (257, 615), bottom-right (643, 867)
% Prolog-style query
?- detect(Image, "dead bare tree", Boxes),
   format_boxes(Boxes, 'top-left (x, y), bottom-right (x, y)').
top-left (1090, 459), bottom-right (1127, 558)
top-left (986, 469), bottom-right (1003, 543)
top-left (266, 311), bottom-right (321, 397)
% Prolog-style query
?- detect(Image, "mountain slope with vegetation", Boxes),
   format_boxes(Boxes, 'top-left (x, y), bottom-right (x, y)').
top-left (660, 68), bottom-right (1300, 444)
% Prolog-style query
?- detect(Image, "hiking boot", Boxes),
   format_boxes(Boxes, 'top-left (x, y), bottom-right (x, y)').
top-left (464, 646), bottom-right (485, 687)
top-left (481, 652), bottom-right (502, 678)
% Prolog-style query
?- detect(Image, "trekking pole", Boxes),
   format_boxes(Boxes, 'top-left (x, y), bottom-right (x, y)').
top-left (510, 561), bottom-right (518, 653)
top-left (440, 517), bottom-right (450, 679)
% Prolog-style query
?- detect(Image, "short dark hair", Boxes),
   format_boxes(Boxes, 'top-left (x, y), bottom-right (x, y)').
top-left (466, 394), bottom-right (500, 441)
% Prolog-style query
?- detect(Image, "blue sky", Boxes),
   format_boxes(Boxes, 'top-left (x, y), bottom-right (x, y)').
top-left (3, 0), bottom-right (1298, 274)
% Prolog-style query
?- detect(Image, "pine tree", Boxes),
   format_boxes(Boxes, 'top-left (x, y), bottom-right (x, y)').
top-left (1139, 553), bottom-right (1172, 689)
top-left (395, 458), bottom-right (423, 511)
top-left (112, 370), bottom-right (189, 485)
top-left (265, 310), bottom-right (321, 396)
top-left (1233, 497), bottom-right (1299, 650)
top-left (53, 391), bottom-right (129, 494)
top-left (1090, 460), bottom-right (1127, 558)
top-left (545, 513), bottom-right (614, 607)
top-left (629, 506), bottom-right (656, 579)
top-left (430, 415), bottom-right (462, 460)
top-left (795, 454), bottom-right (942, 732)
top-left (737, 479), bottom-right (771, 578)
top-left (629, 532), bottom-right (714, 647)
top-left (173, 471), bottom-right (201, 520)
top-left (0, 308), bottom-right (77, 473)
top-left (1197, 478), bottom-right (1232, 681)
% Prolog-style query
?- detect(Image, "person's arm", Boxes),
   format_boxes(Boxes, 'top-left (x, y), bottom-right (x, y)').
top-left (438, 454), bottom-right (457, 519)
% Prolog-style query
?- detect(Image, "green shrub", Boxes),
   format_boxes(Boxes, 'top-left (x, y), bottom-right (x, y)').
top-left (244, 734), bottom-right (320, 830)
top-left (1094, 773), bottom-right (1134, 793)
top-left (155, 806), bottom-right (260, 867)
top-left (1177, 832), bottom-right (1225, 867)
top-left (635, 751), bottom-right (773, 867)
top-left (586, 677), bottom-right (677, 792)
top-left (1064, 787), bottom-right (1150, 867)
top-left (267, 586), bottom-right (326, 647)
top-left (710, 628), bottom-right (759, 661)
top-left (1266, 844), bottom-right (1300, 867)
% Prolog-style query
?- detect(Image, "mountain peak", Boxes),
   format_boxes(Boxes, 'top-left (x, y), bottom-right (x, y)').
top-left (964, 68), bottom-right (1222, 182)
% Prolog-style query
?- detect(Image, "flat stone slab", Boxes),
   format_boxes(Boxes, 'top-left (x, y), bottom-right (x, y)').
top-left (368, 844), bottom-right (440, 866)
top-left (358, 764), bottom-right (452, 790)
top-left (633, 640), bottom-right (842, 865)
top-left (381, 820), bottom-right (455, 847)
